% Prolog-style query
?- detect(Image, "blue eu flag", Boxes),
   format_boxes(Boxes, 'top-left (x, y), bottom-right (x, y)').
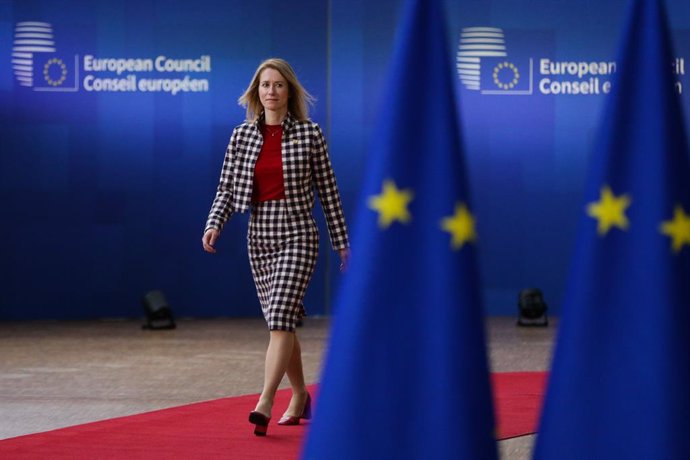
top-left (302, 0), bottom-right (497, 458)
top-left (32, 53), bottom-right (78, 91)
top-left (480, 57), bottom-right (533, 94)
top-left (534, 0), bottom-right (690, 458)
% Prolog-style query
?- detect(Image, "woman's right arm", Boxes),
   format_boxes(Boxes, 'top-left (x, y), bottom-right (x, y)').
top-left (202, 129), bottom-right (238, 252)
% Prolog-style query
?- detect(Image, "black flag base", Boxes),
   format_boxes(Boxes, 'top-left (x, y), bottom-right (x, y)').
top-left (517, 288), bottom-right (549, 327)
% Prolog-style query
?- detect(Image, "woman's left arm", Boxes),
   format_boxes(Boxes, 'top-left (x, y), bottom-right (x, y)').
top-left (310, 123), bottom-right (350, 252)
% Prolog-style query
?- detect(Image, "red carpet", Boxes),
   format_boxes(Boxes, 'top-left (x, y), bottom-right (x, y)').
top-left (0, 372), bottom-right (547, 459)
top-left (491, 371), bottom-right (548, 440)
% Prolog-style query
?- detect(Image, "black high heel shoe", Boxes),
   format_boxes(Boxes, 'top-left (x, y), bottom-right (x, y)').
top-left (248, 411), bottom-right (271, 436)
top-left (277, 392), bottom-right (312, 426)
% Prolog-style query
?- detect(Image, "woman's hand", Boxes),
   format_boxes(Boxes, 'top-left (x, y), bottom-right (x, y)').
top-left (202, 229), bottom-right (220, 254)
top-left (338, 248), bottom-right (351, 273)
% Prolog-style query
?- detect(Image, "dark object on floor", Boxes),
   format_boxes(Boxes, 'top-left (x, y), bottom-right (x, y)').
top-left (517, 288), bottom-right (548, 327)
top-left (142, 290), bottom-right (176, 330)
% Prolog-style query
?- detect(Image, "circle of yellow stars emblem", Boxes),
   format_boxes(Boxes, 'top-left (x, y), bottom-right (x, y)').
top-left (493, 62), bottom-right (520, 90)
top-left (43, 58), bottom-right (67, 87)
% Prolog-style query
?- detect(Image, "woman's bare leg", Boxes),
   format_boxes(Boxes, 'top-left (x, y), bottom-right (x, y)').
top-left (283, 334), bottom-right (309, 417)
top-left (254, 330), bottom-right (294, 417)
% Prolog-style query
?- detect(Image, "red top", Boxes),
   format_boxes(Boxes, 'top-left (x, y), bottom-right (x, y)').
top-left (252, 124), bottom-right (286, 202)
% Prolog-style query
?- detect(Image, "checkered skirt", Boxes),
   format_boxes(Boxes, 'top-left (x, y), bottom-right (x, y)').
top-left (248, 200), bottom-right (319, 332)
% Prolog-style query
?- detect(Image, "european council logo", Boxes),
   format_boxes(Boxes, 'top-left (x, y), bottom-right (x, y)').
top-left (12, 21), bottom-right (79, 92)
top-left (457, 27), bottom-right (533, 95)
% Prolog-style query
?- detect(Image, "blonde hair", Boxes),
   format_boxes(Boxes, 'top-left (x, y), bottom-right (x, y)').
top-left (238, 58), bottom-right (315, 122)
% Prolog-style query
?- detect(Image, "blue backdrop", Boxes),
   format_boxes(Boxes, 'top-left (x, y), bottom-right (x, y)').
top-left (2, 0), bottom-right (689, 319)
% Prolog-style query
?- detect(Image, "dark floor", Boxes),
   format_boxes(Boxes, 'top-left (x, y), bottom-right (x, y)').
top-left (0, 316), bottom-right (555, 459)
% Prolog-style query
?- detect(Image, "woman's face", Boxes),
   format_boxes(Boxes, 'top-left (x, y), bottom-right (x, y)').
top-left (258, 68), bottom-right (289, 114)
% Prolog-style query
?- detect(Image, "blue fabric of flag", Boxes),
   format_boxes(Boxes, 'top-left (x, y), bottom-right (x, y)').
top-left (534, 0), bottom-right (690, 458)
top-left (301, 0), bottom-right (497, 459)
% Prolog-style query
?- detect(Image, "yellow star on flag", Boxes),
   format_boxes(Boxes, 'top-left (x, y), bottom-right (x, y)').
top-left (660, 205), bottom-right (690, 253)
top-left (440, 203), bottom-right (477, 250)
top-left (586, 185), bottom-right (632, 235)
top-left (368, 179), bottom-right (414, 229)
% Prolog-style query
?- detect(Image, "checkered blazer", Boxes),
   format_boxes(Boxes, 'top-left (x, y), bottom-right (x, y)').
top-left (205, 114), bottom-right (349, 250)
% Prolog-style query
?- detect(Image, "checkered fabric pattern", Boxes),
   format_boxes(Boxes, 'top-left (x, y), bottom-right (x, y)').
top-left (248, 200), bottom-right (319, 331)
top-left (205, 114), bottom-right (349, 250)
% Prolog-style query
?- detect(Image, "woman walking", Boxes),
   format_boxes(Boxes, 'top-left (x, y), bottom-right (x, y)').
top-left (202, 58), bottom-right (350, 436)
